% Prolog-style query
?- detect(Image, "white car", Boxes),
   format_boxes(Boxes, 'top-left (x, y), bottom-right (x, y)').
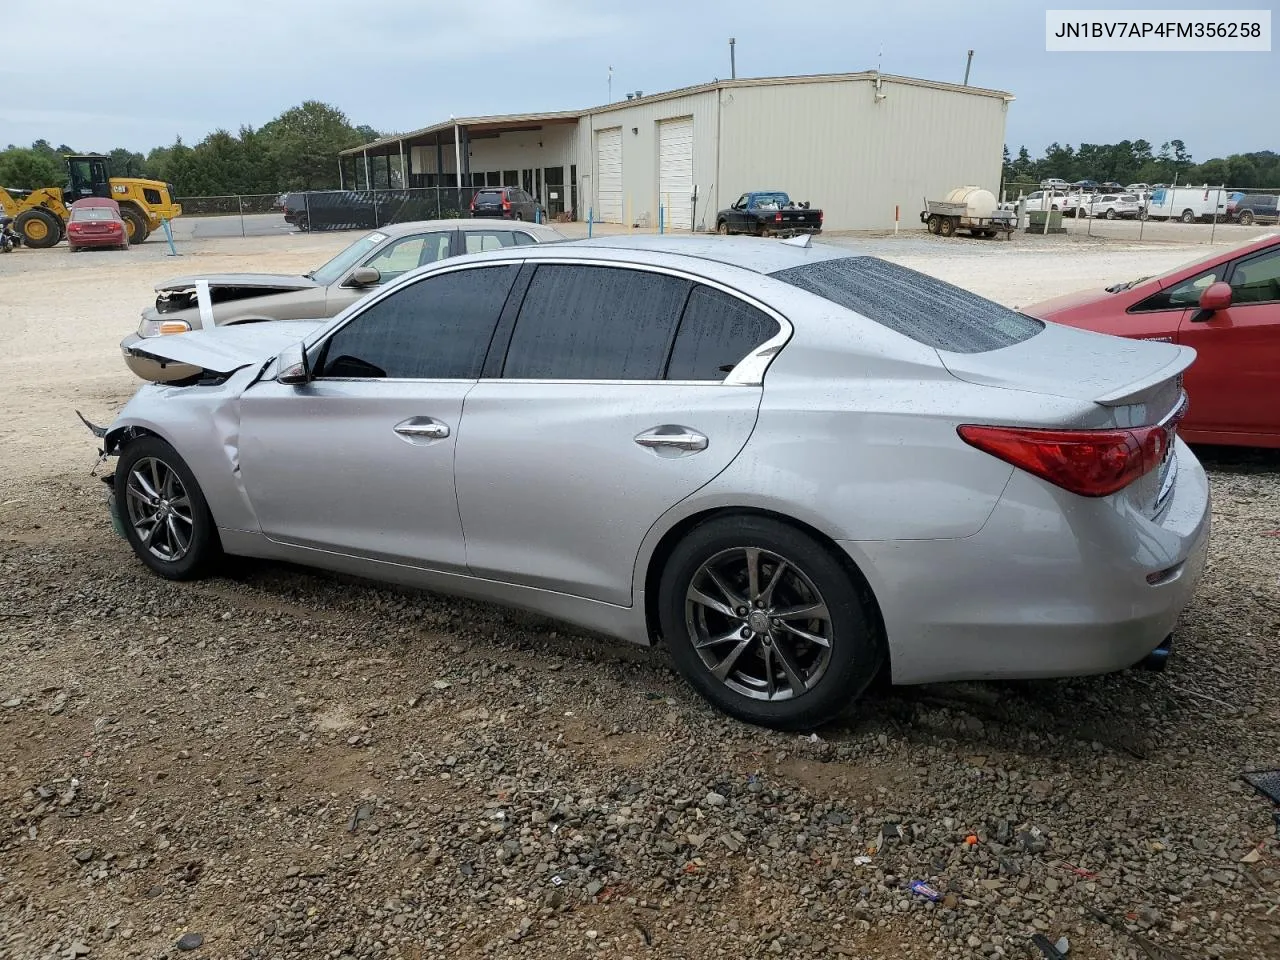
top-left (1126, 183), bottom-right (1151, 193)
top-left (1021, 190), bottom-right (1063, 212)
top-left (1040, 178), bottom-right (1070, 190)
top-left (1086, 194), bottom-right (1143, 220)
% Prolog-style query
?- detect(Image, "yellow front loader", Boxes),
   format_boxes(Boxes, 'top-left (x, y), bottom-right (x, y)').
top-left (0, 155), bottom-right (182, 248)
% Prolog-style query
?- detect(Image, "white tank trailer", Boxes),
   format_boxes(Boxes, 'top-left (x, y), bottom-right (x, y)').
top-left (921, 186), bottom-right (1016, 239)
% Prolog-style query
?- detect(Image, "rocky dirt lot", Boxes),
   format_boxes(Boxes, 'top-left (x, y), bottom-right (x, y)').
top-left (1, 228), bottom-right (1278, 960)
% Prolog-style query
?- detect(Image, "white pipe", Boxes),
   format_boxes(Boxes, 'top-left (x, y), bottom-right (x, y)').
top-left (454, 122), bottom-right (463, 189)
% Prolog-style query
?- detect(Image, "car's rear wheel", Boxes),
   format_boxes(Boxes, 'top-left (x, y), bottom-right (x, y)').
top-left (115, 437), bottom-right (221, 580)
top-left (717, 220), bottom-right (730, 235)
top-left (1180, 209), bottom-right (1195, 224)
top-left (1238, 210), bottom-right (1255, 226)
top-left (658, 516), bottom-right (883, 730)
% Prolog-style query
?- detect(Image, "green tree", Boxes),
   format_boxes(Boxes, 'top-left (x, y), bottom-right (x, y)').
top-left (261, 101), bottom-right (365, 190)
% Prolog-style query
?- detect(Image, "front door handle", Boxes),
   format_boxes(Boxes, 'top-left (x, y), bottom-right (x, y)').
top-left (634, 426), bottom-right (708, 452)
top-left (394, 417), bottom-right (450, 441)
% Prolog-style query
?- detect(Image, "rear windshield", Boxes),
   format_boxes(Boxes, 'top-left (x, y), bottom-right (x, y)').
top-left (475, 190), bottom-right (504, 201)
top-left (770, 256), bottom-right (1044, 354)
top-left (71, 207), bottom-right (116, 221)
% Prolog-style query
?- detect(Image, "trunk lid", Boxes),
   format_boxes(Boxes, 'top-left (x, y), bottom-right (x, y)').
top-left (124, 319), bottom-right (326, 381)
top-left (940, 323), bottom-right (1193, 518)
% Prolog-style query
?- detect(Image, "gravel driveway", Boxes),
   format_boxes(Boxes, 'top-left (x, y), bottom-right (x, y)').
top-left (1, 229), bottom-right (1278, 960)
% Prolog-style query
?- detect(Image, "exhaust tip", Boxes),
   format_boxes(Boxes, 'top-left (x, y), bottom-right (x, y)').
top-left (1138, 635), bottom-right (1174, 672)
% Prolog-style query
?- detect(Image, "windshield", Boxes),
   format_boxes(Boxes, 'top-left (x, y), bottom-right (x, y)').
top-left (309, 231), bottom-right (389, 285)
top-left (749, 193), bottom-right (790, 209)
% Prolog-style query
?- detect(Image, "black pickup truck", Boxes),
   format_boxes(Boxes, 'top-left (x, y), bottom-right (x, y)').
top-left (715, 191), bottom-right (823, 237)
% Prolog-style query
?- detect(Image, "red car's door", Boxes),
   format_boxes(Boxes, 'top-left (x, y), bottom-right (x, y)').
top-left (1176, 245), bottom-right (1280, 442)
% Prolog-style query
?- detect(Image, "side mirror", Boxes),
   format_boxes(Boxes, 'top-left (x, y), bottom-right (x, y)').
top-left (275, 341), bottom-right (311, 385)
top-left (347, 266), bottom-right (381, 287)
top-left (1192, 281), bottom-right (1232, 321)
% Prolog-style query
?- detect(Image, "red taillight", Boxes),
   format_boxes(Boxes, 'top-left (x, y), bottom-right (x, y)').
top-left (957, 424), bottom-right (1169, 497)
top-left (469, 194), bottom-right (476, 211)
top-left (818, 210), bottom-right (824, 222)
top-left (502, 195), bottom-right (511, 211)
top-left (774, 212), bottom-right (783, 222)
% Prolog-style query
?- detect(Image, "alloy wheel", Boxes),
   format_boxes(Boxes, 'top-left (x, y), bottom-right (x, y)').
top-left (125, 457), bottom-right (194, 561)
top-left (684, 547), bottom-right (834, 701)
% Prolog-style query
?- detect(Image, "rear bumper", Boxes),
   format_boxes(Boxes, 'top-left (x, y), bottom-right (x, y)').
top-left (68, 231), bottom-right (126, 247)
top-left (470, 210), bottom-right (513, 219)
top-left (844, 439), bottom-right (1211, 685)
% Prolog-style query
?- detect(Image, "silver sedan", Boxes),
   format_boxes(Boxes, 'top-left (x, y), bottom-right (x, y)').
top-left (91, 236), bottom-right (1211, 729)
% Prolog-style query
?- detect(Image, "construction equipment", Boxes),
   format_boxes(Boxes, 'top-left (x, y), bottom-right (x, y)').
top-left (0, 155), bottom-right (181, 249)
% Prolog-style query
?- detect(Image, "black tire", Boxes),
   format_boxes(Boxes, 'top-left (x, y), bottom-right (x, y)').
top-left (115, 436), bottom-right (221, 581)
top-left (119, 206), bottom-right (150, 244)
top-left (717, 220), bottom-right (730, 235)
top-left (14, 209), bottom-right (61, 249)
top-left (1238, 210), bottom-right (1255, 226)
top-left (938, 216), bottom-right (956, 237)
top-left (657, 515), bottom-right (884, 730)
top-left (1105, 208), bottom-right (1116, 220)
top-left (926, 215), bottom-right (940, 235)
top-left (1180, 209), bottom-right (1195, 224)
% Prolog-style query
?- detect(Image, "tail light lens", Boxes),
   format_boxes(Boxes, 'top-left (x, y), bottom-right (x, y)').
top-left (958, 424), bottom-right (1170, 497)
top-left (819, 210), bottom-right (824, 222)
top-left (774, 212), bottom-right (783, 222)
top-left (469, 194), bottom-right (476, 211)
top-left (502, 194), bottom-right (511, 211)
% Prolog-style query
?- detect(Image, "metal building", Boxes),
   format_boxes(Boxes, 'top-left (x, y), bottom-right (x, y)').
top-left (341, 72), bottom-right (1014, 232)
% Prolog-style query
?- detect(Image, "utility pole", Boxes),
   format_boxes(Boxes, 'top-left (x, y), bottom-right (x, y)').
top-left (963, 49), bottom-right (974, 85)
top-left (729, 38), bottom-right (736, 80)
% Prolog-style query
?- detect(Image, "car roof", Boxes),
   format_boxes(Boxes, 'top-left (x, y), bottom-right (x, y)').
top-left (70, 197), bottom-right (120, 209)
top-left (565, 235), bottom-right (848, 274)
top-left (374, 219), bottom-right (562, 240)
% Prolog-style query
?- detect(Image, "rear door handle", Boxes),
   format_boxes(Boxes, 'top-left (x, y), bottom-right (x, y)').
top-left (394, 416), bottom-right (450, 441)
top-left (634, 426), bottom-right (708, 452)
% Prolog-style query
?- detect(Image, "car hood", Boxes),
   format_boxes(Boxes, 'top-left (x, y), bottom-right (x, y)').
top-left (154, 273), bottom-right (319, 293)
top-left (124, 319), bottom-right (326, 377)
top-left (940, 320), bottom-right (1194, 406)
top-left (1018, 286), bottom-right (1118, 319)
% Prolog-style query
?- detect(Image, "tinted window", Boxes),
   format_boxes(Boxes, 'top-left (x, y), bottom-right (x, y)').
top-left (1230, 249), bottom-right (1280, 304)
top-left (512, 231), bottom-right (537, 246)
top-left (317, 265), bottom-right (516, 379)
top-left (1131, 268), bottom-right (1221, 312)
top-left (666, 286), bottom-right (779, 380)
top-left (71, 207), bottom-right (117, 221)
top-left (770, 257), bottom-right (1043, 354)
top-left (503, 265), bottom-right (690, 379)
top-left (475, 190), bottom-right (503, 203)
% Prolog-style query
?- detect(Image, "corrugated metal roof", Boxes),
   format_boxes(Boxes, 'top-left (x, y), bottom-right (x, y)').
top-left (341, 72), bottom-right (1015, 156)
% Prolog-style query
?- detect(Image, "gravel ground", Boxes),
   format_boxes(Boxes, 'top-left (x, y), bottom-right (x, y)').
top-left (1, 228), bottom-right (1278, 960)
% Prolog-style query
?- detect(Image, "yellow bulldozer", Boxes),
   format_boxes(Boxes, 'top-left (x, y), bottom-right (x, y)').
top-left (0, 155), bottom-right (182, 248)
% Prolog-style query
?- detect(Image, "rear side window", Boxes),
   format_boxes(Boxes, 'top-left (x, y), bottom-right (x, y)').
top-left (503, 265), bottom-right (690, 379)
top-left (666, 286), bottom-right (779, 380)
top-left (770, 256), bottom-right (1043, 354)
top-left (318, 265), bottom-right (516, 379)
top-left (464, 230), bottom-right (520, 253)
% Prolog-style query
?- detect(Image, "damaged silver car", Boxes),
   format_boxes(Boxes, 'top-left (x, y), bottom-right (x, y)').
top-left (122, 218), bottom-right (564, 381)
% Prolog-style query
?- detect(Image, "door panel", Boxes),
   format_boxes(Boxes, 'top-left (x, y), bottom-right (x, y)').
top-left (238, 379), bottom-right (471, 569)
top-left (658, 117), bottom-right (693, 230)
top-left (595, 128), bottom-right (623, 223)
top-left (454, 383), bottom-right (762, 604)
top-left (1177, 248), bottom-right (1280, 437)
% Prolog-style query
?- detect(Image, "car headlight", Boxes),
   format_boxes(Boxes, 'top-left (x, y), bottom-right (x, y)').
top-left (137, 318), bottom-right (191, 337)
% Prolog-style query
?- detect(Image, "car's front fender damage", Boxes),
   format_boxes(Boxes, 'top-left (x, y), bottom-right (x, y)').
top-left (78, 365), bottom-right (265, 534)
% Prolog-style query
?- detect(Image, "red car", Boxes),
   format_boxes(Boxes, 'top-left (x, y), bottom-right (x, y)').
top-left (1024, 234), bottom-right (1280, 448)
top-left (66, 197), bottom-right (129, 252)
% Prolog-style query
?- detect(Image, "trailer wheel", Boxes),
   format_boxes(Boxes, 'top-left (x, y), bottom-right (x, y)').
top-left (938, 216), bottom-right (956, 237)
top-left (926, 215), bottom-right (940, 234)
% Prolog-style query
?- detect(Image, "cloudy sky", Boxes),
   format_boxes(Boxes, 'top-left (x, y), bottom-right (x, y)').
top-left (4, 0), bottom-right (1275, 162)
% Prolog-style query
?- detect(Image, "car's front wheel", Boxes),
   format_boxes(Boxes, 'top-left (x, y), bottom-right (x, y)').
top-left (115, 436), bottom-right (221, 580)
top-left (658, 516), bottom-right (883, 730)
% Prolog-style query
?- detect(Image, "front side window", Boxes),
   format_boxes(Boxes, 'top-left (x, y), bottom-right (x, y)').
top-left (363, 232), bottom-right (451, 281)
top-left (1230, 249), bottom-right (1280, 305)
top-left (317, 265), bottom-right (517, 379)
top-left (1131, 268), bottom-right (1221, 312)
top-left (503, 265), bottom-right (690, 380)
top-left (666, 286), bottom-right (780, 380)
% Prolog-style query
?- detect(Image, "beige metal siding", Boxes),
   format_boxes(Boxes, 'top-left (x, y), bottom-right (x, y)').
top-left (716, 78), bottom-right (1008, 230)
top-left (577, 91), bottom-right (717, 227)
top-left (595, 127), bottom-right (623, 223)
top-left (657, 117), bottom-right (694, 229)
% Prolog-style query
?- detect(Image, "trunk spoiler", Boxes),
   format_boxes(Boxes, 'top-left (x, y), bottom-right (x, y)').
top-left (1092, 345), bottom-right (1195, 406)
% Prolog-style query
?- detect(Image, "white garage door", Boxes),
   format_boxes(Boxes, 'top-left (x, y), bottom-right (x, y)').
top-left (657, 117), bottom-right (693, 230)
top-left (595, 127), bottom-right (623, 223)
